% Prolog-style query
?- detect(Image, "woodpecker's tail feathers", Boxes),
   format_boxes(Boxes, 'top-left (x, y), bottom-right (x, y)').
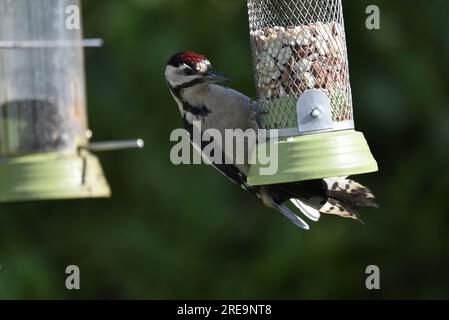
top-left (318, 197), bottom-right (364, 223)
top-left (301, 176), bottom-right (379, 223)
top-left (290, 196), bottom-right (363, 223)
top-left (324, 177), bottom-right (379, 208)
top-left (273, 203), bottom-right (310, 230)
top-left (274, 178), bottom-right (377, 223)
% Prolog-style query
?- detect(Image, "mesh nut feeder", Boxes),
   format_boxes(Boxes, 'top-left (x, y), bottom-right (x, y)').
top-left (247, 0), bottom-right (378, 185)
top-left (0, 0), bottom-right (143, 202)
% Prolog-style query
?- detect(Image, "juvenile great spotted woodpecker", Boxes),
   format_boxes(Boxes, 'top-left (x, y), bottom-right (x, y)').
top-left (165, 51), bottom-right (378, 230)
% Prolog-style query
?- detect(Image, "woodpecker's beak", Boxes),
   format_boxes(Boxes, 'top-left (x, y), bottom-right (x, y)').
top-left (205, 70), bottom-right (229, 83)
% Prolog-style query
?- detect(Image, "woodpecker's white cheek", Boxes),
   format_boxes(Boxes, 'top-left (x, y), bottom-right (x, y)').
top-left (166, 65), bottom-right (206, 87)
top-left (165, 65), bottom-right (189, 87)
top-left (165, 65), bottom-right (178, 84)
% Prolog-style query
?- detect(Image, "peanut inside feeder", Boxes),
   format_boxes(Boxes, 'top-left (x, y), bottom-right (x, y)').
top-left (246, 0), bottom-right (378, 186)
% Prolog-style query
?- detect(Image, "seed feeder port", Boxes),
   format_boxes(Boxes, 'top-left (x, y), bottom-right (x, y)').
top-left (0, 0), bottom-right (143, 203)
top-left (246, 0), bottom-right (378, 186)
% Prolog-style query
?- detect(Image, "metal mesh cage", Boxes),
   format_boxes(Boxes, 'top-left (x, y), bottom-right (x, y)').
top-left (248, 0), bottom-right (354, 132)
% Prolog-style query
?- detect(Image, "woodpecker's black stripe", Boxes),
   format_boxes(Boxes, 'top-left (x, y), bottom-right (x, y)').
top-left (167, 81), bottom-right (212, 118)
top-left (183, 102), bottom-right (211, 118)
top-left (169, 78), bottom-right (206, 99)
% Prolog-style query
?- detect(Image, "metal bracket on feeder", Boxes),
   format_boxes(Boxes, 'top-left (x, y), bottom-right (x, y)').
top-left (297, 89), bottom-right (333, 134)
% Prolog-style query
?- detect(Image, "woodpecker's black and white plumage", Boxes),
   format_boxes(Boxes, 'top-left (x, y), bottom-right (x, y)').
top-left (165, 51), bottom-right (378, 230)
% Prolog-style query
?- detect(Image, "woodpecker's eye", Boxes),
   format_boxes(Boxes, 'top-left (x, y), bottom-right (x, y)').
top-left (184, 68), bottom-right (194, 76)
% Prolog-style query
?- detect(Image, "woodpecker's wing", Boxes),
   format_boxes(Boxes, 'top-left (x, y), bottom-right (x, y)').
top-left (190, 138), bottom-right (253, 192)
top-left (183, 119), bottom-right (255, 193)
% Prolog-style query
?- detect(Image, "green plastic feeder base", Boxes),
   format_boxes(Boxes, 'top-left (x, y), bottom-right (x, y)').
top-left (248, 130), bottom-right (378, 186)
top-left (0, 151), bottom-right (111, 203)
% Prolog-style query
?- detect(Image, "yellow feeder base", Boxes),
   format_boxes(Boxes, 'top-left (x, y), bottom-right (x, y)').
top-left (0, 150), bottom-right (110, 203)
top-left (248, 130), bottom-right (378, 186)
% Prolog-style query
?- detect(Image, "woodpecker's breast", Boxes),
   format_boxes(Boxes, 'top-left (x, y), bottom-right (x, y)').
top-left (200, 84), bottom-right (251, 131)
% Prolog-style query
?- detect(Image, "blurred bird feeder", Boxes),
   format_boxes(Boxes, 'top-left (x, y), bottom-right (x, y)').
top-left (0, 0), bottom-right (143, 202)
top-left (247, 0), bottom-right (378, 185)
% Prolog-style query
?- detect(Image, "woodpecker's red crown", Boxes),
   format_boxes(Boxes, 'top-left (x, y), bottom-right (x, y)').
top-left (167, 51), bottom-right (212, 72)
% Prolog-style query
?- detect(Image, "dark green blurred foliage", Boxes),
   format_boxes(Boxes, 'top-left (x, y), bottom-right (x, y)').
top-left (1, 0), bottom-right (449, 299)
